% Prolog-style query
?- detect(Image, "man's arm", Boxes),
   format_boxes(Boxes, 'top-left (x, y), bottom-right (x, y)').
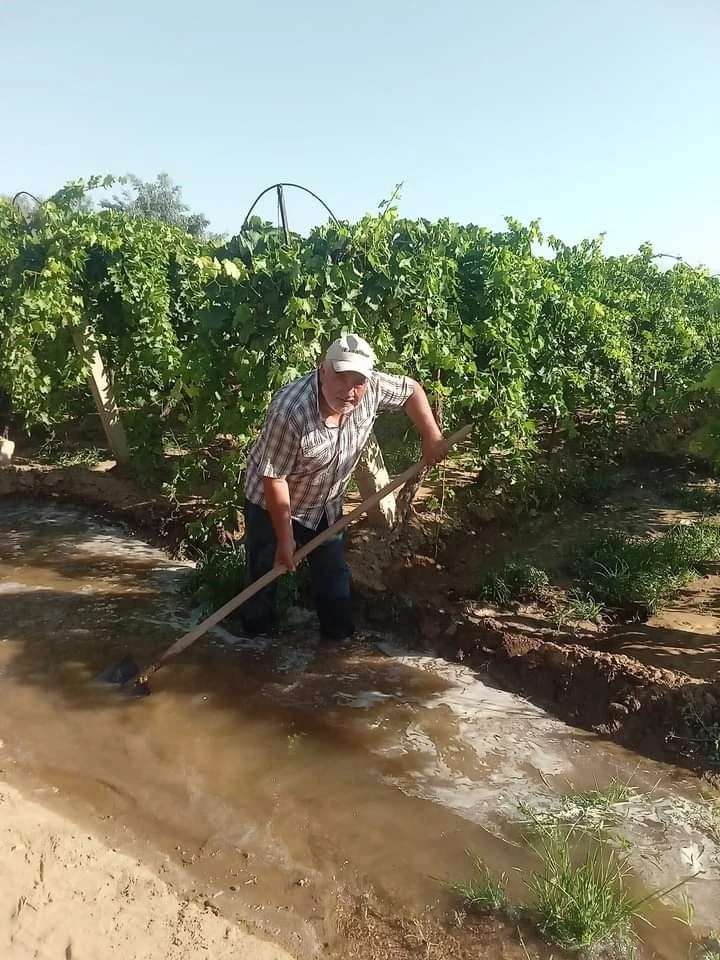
top-left (374, 370), bottom-right (448, 466)
top-left (404, 379), bottom-right (447, 466)
top-left (263, 476), bottom-right (297, 571)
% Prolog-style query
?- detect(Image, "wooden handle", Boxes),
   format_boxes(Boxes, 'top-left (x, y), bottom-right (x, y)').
top-left (149, 423), bottom-right (472, 670)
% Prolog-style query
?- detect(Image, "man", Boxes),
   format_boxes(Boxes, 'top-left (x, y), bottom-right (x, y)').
top-left (238, 333), bottom-right (448, 640)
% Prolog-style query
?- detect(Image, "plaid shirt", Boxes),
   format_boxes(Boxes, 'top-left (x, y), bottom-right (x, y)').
top-left (244, 369), bottom-right (415, 528)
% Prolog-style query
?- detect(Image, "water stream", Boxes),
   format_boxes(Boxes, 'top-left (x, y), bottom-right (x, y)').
top-left (0, 499), bottom-right (717, 958)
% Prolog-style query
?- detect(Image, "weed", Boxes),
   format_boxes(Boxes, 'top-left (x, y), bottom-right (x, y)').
top-left (692, 930), bottom-right (720, 960)
top-left (181, 543), bottom-right (310, 630)
top-left (447, 800), bottom-right (695, 957)
top-left (523, 821), bottom-right (691, 955)
top-left (568, 779), bottom-right (635, 810)
top-left (674, 484), bottom-right (720, 515)
top-left (34, 440), bottom-right (107, 467)
top-left (518, 779), bottom-right (637, 831)
top-left (554, 591), bottom-right (606, 627)
top-left (680, 702), bottom-right (720, 767)
top-left (477, 560), bottom-right (550, 606)
top-left (496, 458), bottom-right (618, 513)
top-left (570, 521), bottom-right (720, 616)
top-left (448, 857), bottom-right (509, 914)
top-left (181, 542), bottom-right (248, 611)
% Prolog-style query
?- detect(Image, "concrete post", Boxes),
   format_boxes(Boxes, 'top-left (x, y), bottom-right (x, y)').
top-left (72, 328), bottom-right (130, 464)
top-left (354, 431), bottom-right (395, 527)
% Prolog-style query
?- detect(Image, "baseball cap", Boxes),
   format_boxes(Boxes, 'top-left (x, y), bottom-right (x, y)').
top-left (325, 334), bottom-right (375, 378)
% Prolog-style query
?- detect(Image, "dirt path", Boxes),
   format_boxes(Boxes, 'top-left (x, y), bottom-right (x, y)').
top-left (0, 778), bottom-right (295, 960)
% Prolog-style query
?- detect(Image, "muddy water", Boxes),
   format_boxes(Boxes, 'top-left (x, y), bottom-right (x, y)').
top-left (0, 499), bottom-right (718, 958)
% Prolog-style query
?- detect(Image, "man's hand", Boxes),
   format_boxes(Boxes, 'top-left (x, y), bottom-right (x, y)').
top-left (274, 533), bottom-right (297, 571)
top-left (422, 434), bottom-right (448, 467)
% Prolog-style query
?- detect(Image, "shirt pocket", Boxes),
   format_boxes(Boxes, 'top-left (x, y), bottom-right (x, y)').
top-left (300, 433), bottom-right (337, 479)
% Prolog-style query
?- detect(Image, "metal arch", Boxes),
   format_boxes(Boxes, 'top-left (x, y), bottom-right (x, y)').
top-left (241, 182), bottom-right (340, 232)
top-left (11, 191), bottom-right (42, 233)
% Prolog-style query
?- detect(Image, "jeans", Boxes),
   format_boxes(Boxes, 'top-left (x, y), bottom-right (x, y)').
top-left (238, 500), bottom-right (354, 640)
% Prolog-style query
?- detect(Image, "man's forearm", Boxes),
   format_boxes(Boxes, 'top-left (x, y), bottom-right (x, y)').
top-left (404, 380), bottom-right (443, 442)
top-left (262, 477), bottom-right (294, 542)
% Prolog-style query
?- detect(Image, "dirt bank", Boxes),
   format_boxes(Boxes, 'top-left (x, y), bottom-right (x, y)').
top-left (1, 457), bottom-right (719, 782)
top-left (0, 777), bottom-right (294, 960)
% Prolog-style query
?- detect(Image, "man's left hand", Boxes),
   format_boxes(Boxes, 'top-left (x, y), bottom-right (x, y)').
top-left (422, 435), bottom-right (448, 467)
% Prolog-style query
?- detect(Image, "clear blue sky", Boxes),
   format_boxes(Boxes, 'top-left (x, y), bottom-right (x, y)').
top-left (2, 0), bottom-right (718, 270)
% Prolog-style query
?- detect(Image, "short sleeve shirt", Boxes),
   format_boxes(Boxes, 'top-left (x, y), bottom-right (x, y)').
top-left (243, 369), bottom-right (414, 528)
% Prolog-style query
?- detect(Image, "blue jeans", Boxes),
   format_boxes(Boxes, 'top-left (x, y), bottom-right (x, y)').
top-left (239, 501), bottom-right (354, 640)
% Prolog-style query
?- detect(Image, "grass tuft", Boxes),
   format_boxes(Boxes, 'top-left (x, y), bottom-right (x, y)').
top-left (34, 440), bottom-right (107, 467)
top-left (447, 794), bottom-right (695, 957)
top-left (477, 560), bottom-right (550, 606)
top-left (691, 930), bottom-right (720, 960)
top-left (681, 702), bottom-right (720, 767)
top-left (554, 591), bottom-right (606, 627)
top-left (518, 779), bottom-right (638, 831)
top-left (523, 824), bottom-right (638, 953)
top-left (181, 543), bottom-right (309, 629)
top-left (568, 779), bottom-right (635, 810)
top-left (571, 521), bottom-right (720, 616)
top-left (674, 483), bottom-right (720, 515)
top-left (448, 857), bottom-right (509, 914)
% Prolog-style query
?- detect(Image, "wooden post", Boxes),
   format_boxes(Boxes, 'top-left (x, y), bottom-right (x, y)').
top-left (72, 328), bottom-right (130, 463)
top-left (354, 431), bottom-right (396, 527)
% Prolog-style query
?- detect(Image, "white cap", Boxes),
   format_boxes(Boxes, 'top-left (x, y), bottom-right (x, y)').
top-left (324, 333), bottom-right (375, 378)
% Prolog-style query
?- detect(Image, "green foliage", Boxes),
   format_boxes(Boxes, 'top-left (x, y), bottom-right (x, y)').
top-left (99, 172), bottom-right (212, 238)
top-left (554, 591), bottom-right (606, 627)
top-left (3, 173), bottom-right (720, 537)
top-left (449, 815), bottom-right (692, 957)
top-left (517, 780), bottom-right (641, 832)
top-left (34, 439), bottom-right (106, 467)
top-left (0, 177), bottom-right (210, 436)
top-left (477, 560), bottom-right (550, 605)
top-left (180, 543), bottom-right (248, 612)
top-left (523, 823), bottom-right (642, 953)
top-left (681, 702), bottom-right (720, 766)
top-left (692, 931), bottom-right (720, 960)
top-left (180, 543), bottom-right (310, 629)
top-left (448, 857), bottom-right (509, 914)
top-left (571, 521), bottom-right (720, 616)
top-left (673, 483), bottom-right (720, 515)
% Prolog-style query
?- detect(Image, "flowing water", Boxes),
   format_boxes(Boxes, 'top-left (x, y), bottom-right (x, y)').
top-left (0, 499), bottom-right (718, 958)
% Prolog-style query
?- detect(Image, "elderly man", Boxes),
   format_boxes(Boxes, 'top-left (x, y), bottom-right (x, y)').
top-left (238, 333), bottom-right (447, 640)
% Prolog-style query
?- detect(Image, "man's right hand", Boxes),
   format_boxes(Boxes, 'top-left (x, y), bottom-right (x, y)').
top-left (274, 533), bottom-right (297, 572)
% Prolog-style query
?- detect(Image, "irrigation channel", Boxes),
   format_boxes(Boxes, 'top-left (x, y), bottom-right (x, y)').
top-left (0, 499), bottom-right (718, 958)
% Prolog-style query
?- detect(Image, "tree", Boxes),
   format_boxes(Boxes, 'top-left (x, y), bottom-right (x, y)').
top-left (100, 172), bottom-right (211, 238)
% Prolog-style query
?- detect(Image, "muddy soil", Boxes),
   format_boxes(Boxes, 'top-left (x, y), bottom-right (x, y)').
top-left (3, 448), bottom-right (719, 785)
top-left (3, 498), bottom-right (719, 960)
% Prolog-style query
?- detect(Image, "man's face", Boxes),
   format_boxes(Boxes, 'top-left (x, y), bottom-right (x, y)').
top-left (319, 362), bottom-right (368, 414)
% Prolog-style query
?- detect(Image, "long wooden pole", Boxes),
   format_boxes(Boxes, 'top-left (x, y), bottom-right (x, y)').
top-left (136, 423), bottom-right (472, 684)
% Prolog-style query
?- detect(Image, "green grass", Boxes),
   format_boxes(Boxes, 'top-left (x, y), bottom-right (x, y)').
top-left (680, 701), bottom-right (720, 767)
top-left (673, 484), bottom-right (720, 515)
top-left (565, 779), bottom-right (635, 810)
top-left (475, 457), bottom-right (619, 514)
top-left (447, 794), bottom-right (695, 957)
top-left (34, 440), bottom-right (107, 467)
top-left (694, 930), bottom-right (720, 960)
top-left (554, 591), bottom-right (606, 627)
top-left (448, 856), bottom-right (510, 914)
top-left (181, 543), bottom-right (310, 629)
top-left (570, 521), bottom-right (720, 616)
top-left (518, 779), bottom-right (638, 831)
top-left (476, 560), bottom-right (550, 605)
top-left (524, 825), bottom-right (638, 953)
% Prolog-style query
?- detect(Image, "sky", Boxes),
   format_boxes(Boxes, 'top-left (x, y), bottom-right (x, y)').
top-left (2, 0), bottom-right (719, 271)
